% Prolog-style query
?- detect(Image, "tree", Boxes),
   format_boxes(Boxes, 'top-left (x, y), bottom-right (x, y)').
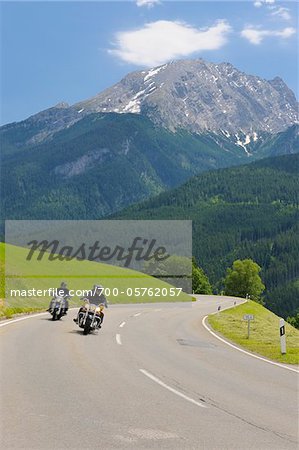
top-left (144, 255), bottom-right (192, 293)
top-left (224, 259), bottom-right (265, 301)
top-left (287, 312), bottom-right (299, 329)
top-left (192, 258), bottom-right (213, 294)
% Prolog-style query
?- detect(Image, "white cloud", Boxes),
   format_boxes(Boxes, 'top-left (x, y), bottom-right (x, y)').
top-left (109, 20), bottom-right (232, 67)
top-left (254, 0), bottom-right (275, 6)
top-left (271, 7), bottom-right (291, 21)
top-left (136, 0), bottom-right (160, 7)
top-left (253, 0), bottom-right (292, 21)
top-left (241, 26), bottom-right (296, 44)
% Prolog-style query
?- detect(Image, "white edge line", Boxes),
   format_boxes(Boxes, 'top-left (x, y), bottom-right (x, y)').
top-left (0, 312), bottom-right (48, 327)
top-left (0, 307), bottom-right (79, 328)
top-left (116, 333), bottom-right (122, 345)
top-left (119, 321), bottom-right (126, 328)
top-left (140, 369), bottom-right (206, 408)
top-left (202, 315), bottom-right (299, 374)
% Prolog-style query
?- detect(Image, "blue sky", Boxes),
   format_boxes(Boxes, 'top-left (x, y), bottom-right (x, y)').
top-left (1, 1), bottom-right (297, 125)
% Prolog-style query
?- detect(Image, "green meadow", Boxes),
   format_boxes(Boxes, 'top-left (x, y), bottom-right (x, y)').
top-left (0, 242), bottom-right (190, 318)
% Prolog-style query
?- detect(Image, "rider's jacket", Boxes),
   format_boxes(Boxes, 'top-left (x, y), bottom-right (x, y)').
top-left (57, 288), bottom-right (70, 298)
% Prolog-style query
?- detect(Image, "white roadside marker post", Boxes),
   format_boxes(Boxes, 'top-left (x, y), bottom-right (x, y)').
top-left (243, 314), bottom-right (254, 339)
top-left (279, 318), bottom-right (286, 355)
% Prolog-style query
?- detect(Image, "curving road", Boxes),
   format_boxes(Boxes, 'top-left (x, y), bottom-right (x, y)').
top-left (0, 296), bottom-right (298, 449)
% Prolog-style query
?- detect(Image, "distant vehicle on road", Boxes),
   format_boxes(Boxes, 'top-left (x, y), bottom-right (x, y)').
top-left (48, 296), bottom-right (68, 321)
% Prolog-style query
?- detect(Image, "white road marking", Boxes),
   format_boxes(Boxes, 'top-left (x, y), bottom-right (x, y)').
top-left (119, 321), bottom-right (126, 328)
top-left (154, 309), bottom-right (162, 312)
top-left (0, 307), bottom-right (79, 329)
top-left (134, 312), bottom-right (141, 317)
top-left (202, 316), bottom-right (299, 374)
top-left (0, 312), bottom-right (48, 328)
top-left (140, 369), bottom-right (207, 408)
top-left (116, 334), bottom-right (122, 345)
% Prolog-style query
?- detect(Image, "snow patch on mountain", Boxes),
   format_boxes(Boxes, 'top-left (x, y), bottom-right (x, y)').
top-left (144, 64), bottom-right (168, 82)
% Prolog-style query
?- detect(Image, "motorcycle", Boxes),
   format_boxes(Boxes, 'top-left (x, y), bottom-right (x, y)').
top-left (49, 296), bottom-right (68, 321)
top-left (76, 299), bottom-right (104, 335)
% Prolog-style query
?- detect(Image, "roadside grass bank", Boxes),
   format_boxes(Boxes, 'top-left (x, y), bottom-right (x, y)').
top-left (0, 304), bottom-right (46, 320)
top-left (208, 300), bottom-right (299, 365)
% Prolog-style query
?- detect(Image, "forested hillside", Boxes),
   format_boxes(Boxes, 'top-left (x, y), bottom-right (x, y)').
top-left (1, 112), bottom-right (298, 222)
top-left (115, 154), bottom-right (299, 319)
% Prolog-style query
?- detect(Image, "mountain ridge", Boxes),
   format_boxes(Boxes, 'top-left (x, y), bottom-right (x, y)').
top-left (1, 111), bottom-right (298, 221)
top-left (1, 58), bottom-right (298, 148)
top-left (76, 59), bottom-right (298, 134)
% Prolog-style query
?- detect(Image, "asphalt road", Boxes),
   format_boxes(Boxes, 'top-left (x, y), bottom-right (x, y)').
top-left (0, 296), bottom-right (298, 449)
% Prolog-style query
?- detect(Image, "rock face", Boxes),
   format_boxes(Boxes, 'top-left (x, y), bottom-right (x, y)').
top-left (54, 148), bottom-right (110, 178)
top-left (76, 59), bottom-right (298, 134)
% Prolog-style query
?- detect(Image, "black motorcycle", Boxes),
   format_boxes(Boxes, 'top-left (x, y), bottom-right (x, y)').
top-left (76, 299), bottom-right (103, 335)
top-left (49, 296), bottom-right (68, 321)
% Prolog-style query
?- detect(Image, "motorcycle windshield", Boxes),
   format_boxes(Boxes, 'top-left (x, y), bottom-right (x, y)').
top-left (88, 303), bottom-right (97, 312)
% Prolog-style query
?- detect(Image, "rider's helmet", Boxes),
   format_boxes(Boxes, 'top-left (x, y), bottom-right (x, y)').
top-left (60, 282), bottom-right (67, 288)
top-left (93, 284), bottom-right (103, 294)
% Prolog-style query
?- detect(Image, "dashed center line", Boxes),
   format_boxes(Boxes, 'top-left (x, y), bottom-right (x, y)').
top-left (116, 334), bottom-right (122, 345)
top-left (140, 369), bottom-right (207, 409)
top-left (119, 321), bottom-right (126, 328)
top-left (133, 312), bottom-right (142, 317)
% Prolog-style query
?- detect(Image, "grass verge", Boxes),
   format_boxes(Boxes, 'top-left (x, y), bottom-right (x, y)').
top-left (208, 300), bottom-right (299, 365)
top-left (0, 306), bottom-right (45, 319)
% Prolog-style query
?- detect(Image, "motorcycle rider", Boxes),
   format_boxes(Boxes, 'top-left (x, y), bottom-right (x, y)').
top-left (48, 282), bottom-right (71, 315)
top-left (73, 284), bottom-right (108, 327)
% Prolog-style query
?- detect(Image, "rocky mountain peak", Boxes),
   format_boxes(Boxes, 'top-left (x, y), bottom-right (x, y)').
top-left (74, 58), bottom-right (298, 135)
top-left (54, 102), bottom-right (70, 109)
top-left (2, 59), bottom-right (298, 147)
